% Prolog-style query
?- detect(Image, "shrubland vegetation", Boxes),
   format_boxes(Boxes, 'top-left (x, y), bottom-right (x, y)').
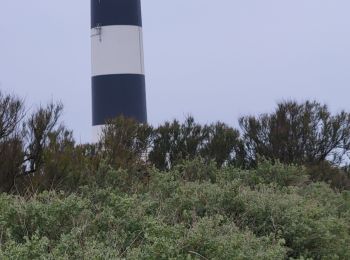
top-left (0, 91), bottom-right (350, 259)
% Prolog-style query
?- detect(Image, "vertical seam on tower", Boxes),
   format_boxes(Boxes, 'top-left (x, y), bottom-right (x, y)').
top-left (139, 27), bottom-right (144, 75)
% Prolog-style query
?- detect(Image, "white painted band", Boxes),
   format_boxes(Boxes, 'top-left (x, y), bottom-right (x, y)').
top-left (91, 25), bottom-right (145, 77)
top-left (92, 125), bottom-right (104, 143)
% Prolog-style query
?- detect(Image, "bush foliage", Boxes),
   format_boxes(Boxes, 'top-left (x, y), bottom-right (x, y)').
top-left (1, 91), bottom-right (350, 259)
top-left (0, 162), bottom-right (349, 259)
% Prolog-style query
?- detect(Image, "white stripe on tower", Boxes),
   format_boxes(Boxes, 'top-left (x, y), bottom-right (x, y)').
top-left (91, 0), bottom-right (147, 142)
top-left (92, 25), bottom-right (145, 76)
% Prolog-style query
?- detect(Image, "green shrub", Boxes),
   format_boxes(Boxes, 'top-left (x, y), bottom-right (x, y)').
top-left (181, 216), bottom-right (286, 260)
top-left (234, 184), bottom-right (350, 259)
top-left (0, 161), bottom-right (349, 259)
top-left (219, 159), bottom-right (308, 187)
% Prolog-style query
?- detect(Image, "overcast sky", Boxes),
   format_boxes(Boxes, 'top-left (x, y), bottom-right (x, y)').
top-left (1, 0), bottom-right (350, 142)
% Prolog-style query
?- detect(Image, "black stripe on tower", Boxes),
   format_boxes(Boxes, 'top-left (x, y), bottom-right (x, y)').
top-left (91, 0), bottom-right (142, 28)
top-left (92, 74), bottom-right (147, 125)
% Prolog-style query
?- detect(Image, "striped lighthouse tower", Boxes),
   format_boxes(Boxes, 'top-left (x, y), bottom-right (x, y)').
top-left (91, 0), bottom-right (147, 141)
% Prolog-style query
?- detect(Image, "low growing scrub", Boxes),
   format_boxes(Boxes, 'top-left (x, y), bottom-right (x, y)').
top-left (0, 160), bottom-right (349, 259)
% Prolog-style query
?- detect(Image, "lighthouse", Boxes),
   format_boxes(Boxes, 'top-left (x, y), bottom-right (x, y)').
top-left (91, 0), bottom-right (147, 141)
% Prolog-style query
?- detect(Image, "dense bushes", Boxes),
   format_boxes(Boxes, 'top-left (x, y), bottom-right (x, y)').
top-left (0, 162), bottom-right (349, 259)
top-left (1, 91), bottom-right (350, 193)
top-left (0, 92), bottom-right (66, 193)
top-left (1, 91), bottom-right (350, 258)
top-left (149, 117), bottom-right (245, 169)
top-left (240, 101), bottom-right (350, 166)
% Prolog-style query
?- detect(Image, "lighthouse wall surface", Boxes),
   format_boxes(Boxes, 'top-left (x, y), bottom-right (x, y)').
top-left (91, 0), bottom-right (147, 141)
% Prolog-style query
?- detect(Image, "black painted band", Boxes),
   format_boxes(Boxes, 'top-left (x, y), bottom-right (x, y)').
top-left (92, 74), bottom-right (147, 125)
top-left (91, 0), bottom-right (142, 28)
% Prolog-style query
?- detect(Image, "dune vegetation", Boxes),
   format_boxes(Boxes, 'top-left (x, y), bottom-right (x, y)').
top-left (0, 91), bottom-right (350, 259)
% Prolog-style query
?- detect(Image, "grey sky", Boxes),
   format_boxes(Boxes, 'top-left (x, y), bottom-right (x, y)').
top-left (1, 0), bottom-right (350, 142)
